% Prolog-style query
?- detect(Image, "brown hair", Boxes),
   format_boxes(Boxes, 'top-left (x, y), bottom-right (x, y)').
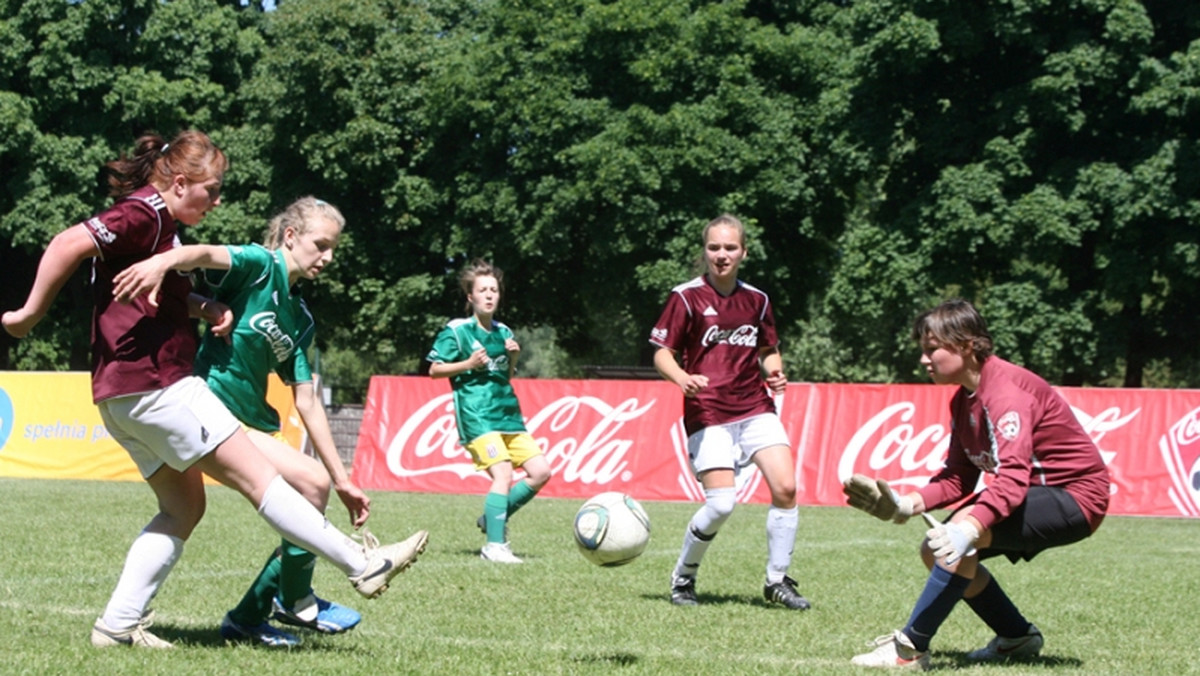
top-left (911, 298), bottom-right (994, 360)
top-left (702, 213), bottom-right (747, 246)
top-left (263, 196), bottom-right (345, 249)
top-left (105, 130), bottom-right (228, 199)
top-left (458, 258), bottom-right (503, 314)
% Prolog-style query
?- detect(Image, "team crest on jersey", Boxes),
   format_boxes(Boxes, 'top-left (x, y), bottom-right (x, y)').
top-left (650, 327), bottom-right (668, 342)
top-left (996, 410), bottom-right (1021, 441)
top-left (88, 217), bottom-right (116, 244)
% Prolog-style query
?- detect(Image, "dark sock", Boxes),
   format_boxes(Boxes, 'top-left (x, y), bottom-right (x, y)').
top-left (964, 575), bottom-right (1030, 638)
top-left (903, 565), bottom-right (969, 652)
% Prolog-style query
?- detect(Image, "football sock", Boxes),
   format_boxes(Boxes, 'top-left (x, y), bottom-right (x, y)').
top-left (506, 479), bottom-right (538, 516)
top-left (672, 487), bottom-right (735, 579)
top-left (903, 564), bottom-right (969, 652)
top-left (257, 475), bottom-right (366, 576)
top-left (964, 573), bottom-right (1030, 638)
top-left (765, 505), bottom-right (798, 585)
top-left (229, 548), bottom-right (282, 625)
top-left (278, 540), bottom-right (318, 607)
top-left (101, 530), bottom-right (183, 630)
top-left (484, 491), bottom-right (509, 543)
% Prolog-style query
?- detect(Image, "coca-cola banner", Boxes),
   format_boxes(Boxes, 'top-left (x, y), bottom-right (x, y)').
top-left (352, 376), bottom-right (1200, 518)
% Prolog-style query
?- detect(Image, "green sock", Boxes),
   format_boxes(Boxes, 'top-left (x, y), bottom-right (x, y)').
top-left (507, 479), bottom-right (539, 516)
top-left (229, 548), bottom-right (282, 625)
top-left (484, 492), bottom-right (509, 543)
top-left (278, 540), bottom-right (317, 607)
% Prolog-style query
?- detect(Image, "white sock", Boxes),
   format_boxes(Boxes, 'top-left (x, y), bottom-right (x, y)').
top-left (765, 505), bottom-right (798, 584)
top-left (673, 487), bottom-right (736, 580)
top-left (257, 475), bottom-right (367, 576)
top-left (101, 530), bottom-right (183, 630)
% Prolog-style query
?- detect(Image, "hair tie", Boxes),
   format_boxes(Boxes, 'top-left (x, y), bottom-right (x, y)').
top-left (314, 199), bottom-right (327, 206)
top-left (160, 143), bottom-right (170, 154)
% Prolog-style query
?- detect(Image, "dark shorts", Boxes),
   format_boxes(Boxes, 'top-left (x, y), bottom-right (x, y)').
top-left (951, 485), bottom-right (1092, 564)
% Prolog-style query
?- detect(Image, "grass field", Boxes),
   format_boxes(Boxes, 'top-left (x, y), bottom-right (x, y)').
top-left (0, 477), bottom-right (1195, 675)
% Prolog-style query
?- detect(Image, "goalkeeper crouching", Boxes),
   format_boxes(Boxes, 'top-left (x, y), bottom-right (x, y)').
top-left (842, 299), bottom-right (1110, 670)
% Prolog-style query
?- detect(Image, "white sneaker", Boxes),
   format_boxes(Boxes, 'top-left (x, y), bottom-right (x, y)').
top-left (850, 630), bottom-right (930, 670)
top-left (967, 624), bottom-right (1043, 661)
top-left (349, 529), bottom-right (429, 599)
top-left (91, 612), bottom-right (173, 649)
top-left (480, 542), bottom-right (523, 564)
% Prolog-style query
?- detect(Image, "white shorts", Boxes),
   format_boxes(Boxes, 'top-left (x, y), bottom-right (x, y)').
top-left (686, 413), bottom-right (790, 475)
top-left (98, 376), bottom-right (240, 478)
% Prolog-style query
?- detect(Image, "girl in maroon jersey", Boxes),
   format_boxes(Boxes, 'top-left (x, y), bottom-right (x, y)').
top-left (649, 213), bottom-right (810, 610)
top-left (3, 131), bottom-right (425, 649)
top-left (844, 298), bottom-right (1110, 669)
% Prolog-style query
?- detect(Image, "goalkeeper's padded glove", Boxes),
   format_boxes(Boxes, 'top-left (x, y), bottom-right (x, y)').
top-left (922, 512), bottom-right (979, 565)
top-left (843, 474), bottom-right (914, 524)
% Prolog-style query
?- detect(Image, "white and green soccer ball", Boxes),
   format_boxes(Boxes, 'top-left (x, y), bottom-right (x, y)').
top-left (573, 492), bottom-right (651, 567)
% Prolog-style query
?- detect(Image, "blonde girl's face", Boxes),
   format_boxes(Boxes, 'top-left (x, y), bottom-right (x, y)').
top-left (287, 216), bottom-right (341, 281)
top-left (468, 274), bottom-right (500, 318)
top-left (704, 223), bottom-right (746, 283)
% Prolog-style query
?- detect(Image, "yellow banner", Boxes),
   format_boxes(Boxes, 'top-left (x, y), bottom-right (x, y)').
top-left (0, 372), bottom-right (301, 482)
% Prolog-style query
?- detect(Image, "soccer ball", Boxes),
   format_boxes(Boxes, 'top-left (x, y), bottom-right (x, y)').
top-left (573, 492), bottom-right (651, 567)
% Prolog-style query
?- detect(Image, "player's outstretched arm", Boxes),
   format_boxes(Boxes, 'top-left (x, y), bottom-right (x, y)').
top-left (3, 224), bottom-right (98, 338)
top-left (112, 244), bottom-right (232, 306)
top-left (843, 474), bottom-right (915, 523)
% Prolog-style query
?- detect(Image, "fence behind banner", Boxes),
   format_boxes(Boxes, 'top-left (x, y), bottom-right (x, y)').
top-left (351, 376), bottom-right (1200, 518)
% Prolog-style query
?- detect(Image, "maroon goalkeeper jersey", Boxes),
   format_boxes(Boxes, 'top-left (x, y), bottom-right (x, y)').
top-left (649, 275), bottom-right (778, 436)
top-left (919, 357), bottom-right (1111, 532)
top-left (83, 185), bottom-right (197, 403)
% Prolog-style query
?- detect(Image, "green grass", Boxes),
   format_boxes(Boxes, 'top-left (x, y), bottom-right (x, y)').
top-left (0, 477), bottom-right (1195, 675)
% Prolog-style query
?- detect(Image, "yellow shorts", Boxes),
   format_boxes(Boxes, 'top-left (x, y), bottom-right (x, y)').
top-left (242, 424), bottom-right (288, 443)
top-left (464, 432), bottom-right (542, 471)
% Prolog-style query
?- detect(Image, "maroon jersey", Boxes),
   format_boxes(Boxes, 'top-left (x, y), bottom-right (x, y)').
top-left (649, 276), bottom-right (778, 436)
top-left (918, 357), bottom-right (1110, 532)
top-left (83, 185), bottom-right (197, 403)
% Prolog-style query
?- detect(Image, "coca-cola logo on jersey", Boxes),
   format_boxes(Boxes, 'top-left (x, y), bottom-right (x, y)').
top-left (701, 324), bottom-right (758, 347)
top-left (384, 393), bottom-right (656, 486)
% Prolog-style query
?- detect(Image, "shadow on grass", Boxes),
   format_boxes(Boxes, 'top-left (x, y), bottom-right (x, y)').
top-left (153, 624), bottom-right (360, 652)
top-left (938, 649), bottom-right (1083, 669)
top-left (570, 652), bottom-right (641, 668)
top-left (637, 591), bottom-right (773, 607)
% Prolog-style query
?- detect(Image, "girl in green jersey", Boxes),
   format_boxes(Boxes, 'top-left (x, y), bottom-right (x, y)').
top-left (427, 259), bottom-right (552, 563)
top-left (112, 197), bottom-right (428, 646)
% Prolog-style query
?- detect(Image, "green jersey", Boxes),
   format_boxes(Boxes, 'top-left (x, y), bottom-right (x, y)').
top-left (194, 244), bottom-right (314, 432)
top-left (426, 316), bottom-right (526, 444)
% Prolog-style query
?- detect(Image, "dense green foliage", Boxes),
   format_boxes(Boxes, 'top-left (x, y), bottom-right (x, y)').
top-left (3, 0), bottom-right (1199, 395)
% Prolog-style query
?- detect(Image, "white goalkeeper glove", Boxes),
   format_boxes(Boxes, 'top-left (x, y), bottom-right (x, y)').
top-left (922, 512), bottom-right (979, 565)
top-left (843, 474), bottom-right (914, 524)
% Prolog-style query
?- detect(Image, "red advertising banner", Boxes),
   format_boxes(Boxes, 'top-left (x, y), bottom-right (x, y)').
top-left (352, 376), bottom-right (1200, 518)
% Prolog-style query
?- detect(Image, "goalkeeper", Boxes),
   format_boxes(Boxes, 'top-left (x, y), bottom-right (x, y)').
top-left (842, 299), bottom-right (1110, 670)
